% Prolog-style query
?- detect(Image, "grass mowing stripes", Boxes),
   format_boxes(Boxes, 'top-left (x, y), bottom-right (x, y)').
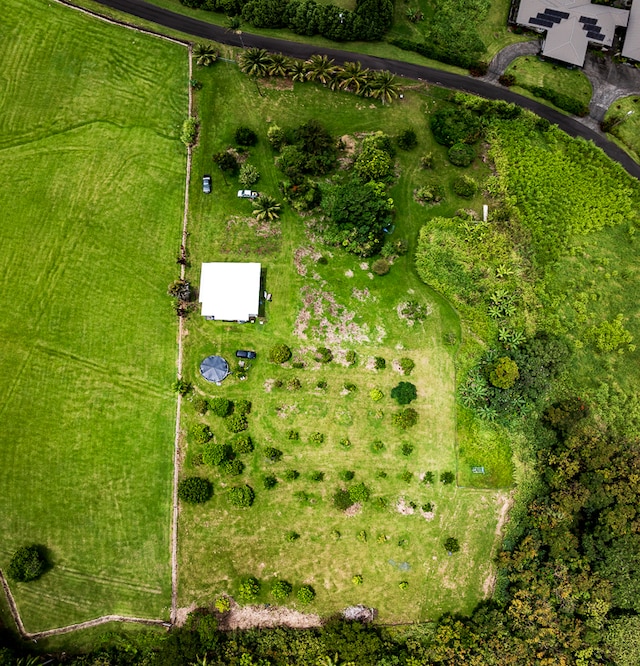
top-left (0, 0), bottom-right (187, 631)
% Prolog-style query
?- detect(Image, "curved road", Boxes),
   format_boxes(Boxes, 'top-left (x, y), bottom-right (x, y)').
top-left (90, 0), bottom-right (640, 179)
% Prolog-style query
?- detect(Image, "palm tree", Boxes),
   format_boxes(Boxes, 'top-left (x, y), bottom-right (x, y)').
top-left (253, 195), bottom-right (281, 221)
top-left (193, 43), bottom-right (219, 67)
top-left (338, 61), bottom-right (370, 95)
top-left (238, 47), bottom-right (272, 78)
top-left (288, 58), bottom-right (307, 83)
top-left (304, 54), bottom-right (338, 86)
top-left (268, 53), bottom-right (290, 78)
top-left (225, 15), bottom-right (241, 31)
top-left (367, 70), bottom-right (400, 104)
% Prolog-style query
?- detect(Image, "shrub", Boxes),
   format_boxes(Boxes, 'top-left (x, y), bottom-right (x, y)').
top-left (267, 124), bottom-right (287, 150)
top-left (374, 357), bottom-right (386, 370)
top-left (444, 537), bottom-right (460, 553)
top-left (422, 502), bottom-right (433, 512)
top-left (369, 388), bottom-right (384, 402)
top-left (339, 470), bottom-right (355, 481)
top-left (357, 530), bottom-right (367, 543)
top-left (229, 484), bottom-right (255, 507)
top-left (397, 128), bottom-right (418, 150)
top-left (498, 73), bottom-right (516, 87)
top-left (234, 399), bottom-right (252, 416)
top-left (269, 344), bottom-right (292, 364)
top-left (215, 597), bottom-right (231, 612)
top-left (391, 381), bottom-right (417, 405)
top-left (430, 106), bottom-right (482, 146)
top-left (239, 163), bottom-right (260, 187)
top-left (264, 447), bottom-right (283, 463)
top-left (392, 407), bottom-right (419, 429)
top-left (287, 429), bottom-right (299, 440)
top-left (221, 459), bottom-right (245, 476)
top-left (287, 377), bottom-right (302, 391)
top-left (309, 432), bottom-right (324, 445)
top-left (340, 437), bottom-right (352, 450)
top-left (192, 396), bottom-right (208, 415)
top-left (400, 470), bottom-right (413, 483)
top-left (180, 117), bottom-right (198, 146)
top-left (297, 585), bottom-right (316, 604)
top-left (401, 443), bottom-right (414, 456)
top-left (239, 576), bottom-right (260, 600)
top-left (400, 300), bottom-right (429, 321)
top-left (333, 488), bottom-right (354, 510)
top-left (345, 350), bottom-right (357, 365)
top-left (203, 441), bottom-right (232, 466)
top-left (178, 477), bottom-right (213, 504)
top-left (316, 380), bottom-right (328, 389)
top-left (226, 413), bottom-right (249, 433)
top-left (452, 175), bottom-right (477, 198)
top-left (371, 259), bottom-right (390, 276)
top-left (331, 529), bottom-right (341, 540)
top-left (372, 440), bottom-right (385, 452)
top-left (317, 255), bottom-right (328, 265)
top-left (399, 358), bottom-right (415, 375)
top-left (263, 474), bottom-right (278, 489)
top-left (489, 357), bottom-right (520, 389)
top-left (349, 482), bottom-right (371, 503)
top-left (235, 126), bottom-right (258, 146)
top-left (382, 238), bottom-right (409, 257)
top-left (285, 530), bottom-right (300, 542)
top-left (209, 397), bottom-right (231, 417)
top-left (284, 469), bottom-right (300, 481)
top-left (294, 490), bottom-right (311, 504)
top-left (172, 378), bottom-right (192, 396)
top-left (213, 150), bottom-right (239, 175)
top-left (441, 471), bottom-right (455, 485)
top-left (233, 434), bottom-right (254, 454)
top-left (7, 545), bottom-right (47, 582)
top-left (309, 471), bottom-right (325, 481)
top-left (292, 361), bottom-right (305, 369)
top-left (343, 382), bottom-right (357, 393)
top-left (315, 347), bottom-right (333, 363)
top-left (352, 574), bottom-right (364, 585)
top-left (399, 580), bottom-right (409, 590)
top-left (376, 470), bottom-right (388, 478)
top-left (415, 184), bottom-right (444, 205)
top-left (421, 153), bottom-right (434, 169)
top-left (273, 379), bottom-right (284, 389)
top-left (271, 579), bottom-right (293, 600)
top-left (375, 496), bottom-right (389, 509)
top-left (422, 471), bottom-right (435, 484)
top-left (448, 142), bottom-right (475, 167)
top-left (191, 423), bottom-right (213, 444)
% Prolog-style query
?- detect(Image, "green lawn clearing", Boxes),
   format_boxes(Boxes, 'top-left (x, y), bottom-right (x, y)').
top-left (0, 0), bottom-right (187, 631)
top-left (504, 56), bottom-right (592, 108)
top-left (176, 62), bottom-right (509, 622)
top-left (604, 95), bottom-right (640, 164)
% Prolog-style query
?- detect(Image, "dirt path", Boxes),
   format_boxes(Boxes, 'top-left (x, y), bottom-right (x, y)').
top-left (481, 491), bottom-right (514, 598)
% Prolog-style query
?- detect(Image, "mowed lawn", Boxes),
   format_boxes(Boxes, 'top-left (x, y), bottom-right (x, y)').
top-left (178, 64), bottom-right (507, 621)
top-left (0, 0), bottom-right (187, 630)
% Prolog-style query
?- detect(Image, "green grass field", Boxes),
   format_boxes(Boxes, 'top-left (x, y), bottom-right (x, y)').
top-left (604, 95), bottom-right (640, 164)
top-left (177, 63), bottom-right (509, 622)
top-left (505, 56), bottom-right (593, 107)
top-left (0, 0), bottom-right (187, 631)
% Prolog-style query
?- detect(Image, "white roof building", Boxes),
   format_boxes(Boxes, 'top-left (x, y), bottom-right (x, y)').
top-left (199, 262), bottom-right (261, 322)
top-left (622, 1), bottom-right (640, 60)
top-left (516, 0), bottom-right (629, 66)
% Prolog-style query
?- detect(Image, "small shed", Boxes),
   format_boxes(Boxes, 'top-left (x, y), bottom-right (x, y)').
top-left (199, 262), bottom-right (261, 322)
top-left (200, 355), bottom-right (230, 383)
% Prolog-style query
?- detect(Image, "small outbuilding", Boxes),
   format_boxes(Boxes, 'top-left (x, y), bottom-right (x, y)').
top-left (199, 262), bottom-right (261, 322)
top-left (200, 355), bottom-right (230, 383)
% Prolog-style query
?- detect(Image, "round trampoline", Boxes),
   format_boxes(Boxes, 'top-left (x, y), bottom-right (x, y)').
top-left (199, 355), bottom-right (230, 383)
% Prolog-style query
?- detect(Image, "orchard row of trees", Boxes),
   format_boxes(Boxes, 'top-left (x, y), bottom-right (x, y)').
top-left (181, 0), bottom-right (393, 41)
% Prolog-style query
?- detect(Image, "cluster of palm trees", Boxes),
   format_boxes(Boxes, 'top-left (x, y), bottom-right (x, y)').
top-left (238, 49), bottom-right (401, 104)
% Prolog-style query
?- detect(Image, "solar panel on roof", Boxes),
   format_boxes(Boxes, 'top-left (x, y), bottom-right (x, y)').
top-left (544, 8), bottom-right (570, 19)
top-left (579, 16), bottom-right (597, 24)
top-left (538, 11), bottom-right (562, 23)
top-left (530, 16), bottom-right (555, 27)
top-left (587, 31), bottom-right (604, 40)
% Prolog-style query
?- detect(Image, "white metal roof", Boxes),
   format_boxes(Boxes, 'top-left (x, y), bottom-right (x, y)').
top-left (199, 262), bottom-right (261, 321)
top-left (516, 0), bottom-right (629, 66)
top-left (622, 1), bottom-right (640, 60)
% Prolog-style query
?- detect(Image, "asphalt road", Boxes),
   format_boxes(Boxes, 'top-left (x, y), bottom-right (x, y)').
top-left (89, 0), bottom-right (640, 179)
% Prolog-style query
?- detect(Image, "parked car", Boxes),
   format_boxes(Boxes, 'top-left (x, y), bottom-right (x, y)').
top-left (236, 350), bottom-right (257, 359)
top-left (237, 189), bottom-right (258, 199)
top-left (202, 175), bottom-right (212, 194)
